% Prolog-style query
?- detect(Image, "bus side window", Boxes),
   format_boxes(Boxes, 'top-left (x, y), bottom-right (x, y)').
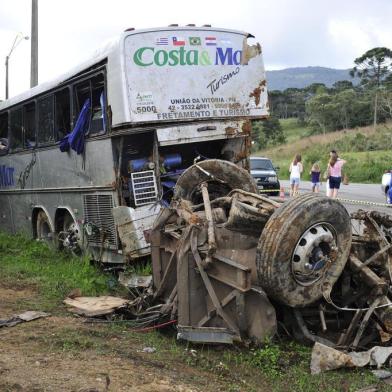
top-left (74, 74), bottom-right (106, 137)
top-left (90, 74), bottom-right (105, 135)
top-left (38, 95), bottom-right (54, 145)
top-left (0, 112), bottom-right (9, 154)
top-left (10, 108), bottom-right (23, 151)
top-left (75, 81), bottom-right (90, 115)
top-left (24, 102), bottom-right (36, 148)
top-left (55, 88), bottom-right (71, 140)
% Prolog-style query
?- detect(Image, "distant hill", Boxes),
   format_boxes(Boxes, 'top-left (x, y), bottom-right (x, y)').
top-left (266, 66), bottom-right (359, 91)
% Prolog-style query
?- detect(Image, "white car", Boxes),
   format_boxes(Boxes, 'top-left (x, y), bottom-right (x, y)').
top-left (381, 171), bottom-right (391, 202)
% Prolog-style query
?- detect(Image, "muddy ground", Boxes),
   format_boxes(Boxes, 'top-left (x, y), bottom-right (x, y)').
top-left (0, 281), bottom-right (261, 392)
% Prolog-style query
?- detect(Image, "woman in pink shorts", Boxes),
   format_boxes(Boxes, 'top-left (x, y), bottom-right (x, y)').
top-left (327, 152), bottom-right (346, 198)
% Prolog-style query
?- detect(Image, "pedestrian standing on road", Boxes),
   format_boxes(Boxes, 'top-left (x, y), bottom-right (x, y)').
top-left (310, 163), bottom-right (321, 193)
top-left (327, 152), bottom-right (346, 199)
top-left (325, 150), bottom-right (336, 197)
top-left (289, 154), bottom-right (303, 197)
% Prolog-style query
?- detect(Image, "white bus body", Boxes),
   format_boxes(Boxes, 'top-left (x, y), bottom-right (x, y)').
top-left (0, 26), bottom-right (268, 263)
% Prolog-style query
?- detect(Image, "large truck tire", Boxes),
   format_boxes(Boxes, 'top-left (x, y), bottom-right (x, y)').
top-left (174, 159), bottom-right (258, 204)
top-left (256, 194), bottom-right (352, 307)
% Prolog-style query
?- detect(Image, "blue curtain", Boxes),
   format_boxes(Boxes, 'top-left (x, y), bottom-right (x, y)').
top-left (59, 98), bottom-right (91, 154)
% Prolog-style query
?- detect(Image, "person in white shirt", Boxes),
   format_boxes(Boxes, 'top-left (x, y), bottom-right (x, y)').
top-left (289, 154), bottom-right (303, 197)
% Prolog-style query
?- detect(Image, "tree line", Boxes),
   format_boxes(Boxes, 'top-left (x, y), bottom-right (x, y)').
top-left (253, 47), bottom-right (392, 150)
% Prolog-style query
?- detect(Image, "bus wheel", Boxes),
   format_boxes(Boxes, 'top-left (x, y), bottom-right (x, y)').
top-left (36, 211), bottom-right (52, 242)
top-left (58, 213), bottom-right (83, 256)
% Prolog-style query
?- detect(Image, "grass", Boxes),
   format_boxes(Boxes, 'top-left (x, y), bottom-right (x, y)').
top-left (255, 120), bottom-right (392, 183)
top-left (0, 232), bottom-right (119, 310)
top-left (280, 118), bottom-right (310, 143)
top-left (0, 231), bottom-right (389, 391)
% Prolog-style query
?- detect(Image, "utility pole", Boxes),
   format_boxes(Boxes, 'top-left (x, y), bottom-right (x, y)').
top-left (30, 0), bottom-right (38, 87)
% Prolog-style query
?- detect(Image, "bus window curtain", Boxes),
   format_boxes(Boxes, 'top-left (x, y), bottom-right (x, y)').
top-left (59, 98), bottom-right (91, 154)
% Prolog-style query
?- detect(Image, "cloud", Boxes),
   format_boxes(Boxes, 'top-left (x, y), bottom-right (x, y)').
top-left (0, 0), bottom-right (391, 98)
top-left (328, 18), bottom-right (392, 67)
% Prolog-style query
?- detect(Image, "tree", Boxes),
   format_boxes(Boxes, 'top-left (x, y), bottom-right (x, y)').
top-left (332, 80), bottom-right (354, 91)
top-left (305, 83), bottom-right (328, 95)
top-left (350, 47), bottom-right (392, 87)
top-left (350, 47), bottom-right (392, 128)
top-left (305, 93), bottom-right (339, 134)
top-left (262, 116), bottom-right (285, 146)
top-left (379, 90), bottom-right (392, 120)
top-left (251, 117), bottom-right (285, 151)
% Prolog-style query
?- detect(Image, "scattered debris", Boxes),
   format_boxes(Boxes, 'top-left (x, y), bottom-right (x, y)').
top-left (64, 296), bottom-right (129, 317)
top-left (355, 387), bottom-right (378, 392)
top-left (372, 369), bottom-right (392, 379)
top-left (310, 342), bottom-right (392, 374)
top-left (0, 311), bottom-right (50, 328)
top-left (118, 273), bottom-right (152, 289)
top-left (141, 347), bottom-right (156, 353)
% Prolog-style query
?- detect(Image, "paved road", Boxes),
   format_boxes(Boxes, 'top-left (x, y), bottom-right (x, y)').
top-left (279, 180), bottom-right (392, 214)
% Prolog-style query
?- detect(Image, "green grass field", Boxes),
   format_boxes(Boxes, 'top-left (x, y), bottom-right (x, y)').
top-left (254, 119), bottom-right (392, 183)
top-left (279, 118), bottom-right (310, 143)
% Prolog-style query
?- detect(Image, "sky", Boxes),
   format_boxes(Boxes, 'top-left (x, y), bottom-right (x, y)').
top-left (0, 0), bottom-right (391, 99)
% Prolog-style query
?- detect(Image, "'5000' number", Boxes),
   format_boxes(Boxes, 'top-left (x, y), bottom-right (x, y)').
top-left (137, 106), bottom-right (156, 113)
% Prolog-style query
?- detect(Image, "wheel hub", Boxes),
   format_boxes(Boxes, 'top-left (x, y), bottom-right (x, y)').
top-left (60, 221), bottom-right (82, 254)
top-left (291, 223), bottom-right (337, 286)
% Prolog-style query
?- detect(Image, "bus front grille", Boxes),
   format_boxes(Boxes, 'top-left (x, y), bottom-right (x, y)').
top-left (83, 194), bottom-right (118, 249)
top-left (130, 170), bottom-right (158, 206)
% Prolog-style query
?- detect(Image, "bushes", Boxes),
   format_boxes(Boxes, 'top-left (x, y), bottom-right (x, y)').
top-left (252, 117), bottom-right (286, 151)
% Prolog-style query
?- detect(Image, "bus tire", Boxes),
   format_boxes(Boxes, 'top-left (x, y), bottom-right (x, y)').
top-left (36, 210), bottom-right (52, 242)
top-left (60, 212), bottom-right (83, 256)
top-left (256, 194), bottom-right (351, 307)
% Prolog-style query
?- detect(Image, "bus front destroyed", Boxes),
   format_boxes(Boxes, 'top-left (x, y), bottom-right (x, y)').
top-left (94, 159), bottom-right (392, 365)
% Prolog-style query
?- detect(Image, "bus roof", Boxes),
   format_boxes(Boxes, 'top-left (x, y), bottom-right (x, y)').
top-left (0, 36), bottom-right (120, 111)
top-left (0, 26), bottom-right (251, 111)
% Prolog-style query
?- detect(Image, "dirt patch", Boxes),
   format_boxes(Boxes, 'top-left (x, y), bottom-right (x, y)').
top-left (0, 287), bottom-right (237, 392)
top-left (0, 282), bottom-right (38, 316)
top-left (0, 347), bottom-right (199, 392)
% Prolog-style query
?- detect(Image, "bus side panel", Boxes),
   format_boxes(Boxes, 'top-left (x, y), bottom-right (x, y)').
top-left (0, 138), bottom-right (118, 240)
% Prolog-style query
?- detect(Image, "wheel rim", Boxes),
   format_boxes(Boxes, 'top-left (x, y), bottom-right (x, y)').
top-left (61, 215), bottom-right (82, 255)
top-left (291, 222), bottom-right (337, 286)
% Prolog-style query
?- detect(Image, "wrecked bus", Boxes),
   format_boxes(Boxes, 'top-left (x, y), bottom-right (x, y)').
top-left (0, 26), bottom-right (268, 263)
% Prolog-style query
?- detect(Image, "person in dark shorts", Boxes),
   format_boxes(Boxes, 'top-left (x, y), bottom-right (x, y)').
top-left (310, 163), bottom-right (321, 193)
top-left (327, 152), bottom-right (346, 198)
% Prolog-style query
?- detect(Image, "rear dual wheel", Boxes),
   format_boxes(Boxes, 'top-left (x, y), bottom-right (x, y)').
top-left (59, 212), bottom-right (83, 256)
top-left (36, 210), bottom-right (52, 241)
top-left (256, 194), bottom-right (352, 307)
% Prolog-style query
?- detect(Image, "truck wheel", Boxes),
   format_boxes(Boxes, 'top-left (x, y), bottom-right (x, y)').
top-left (256, 194), bottom-right (351, 307)
top-left (36, 210), bottom-right (52, 242)
top-left (174, 159), bottom-right (258, 204)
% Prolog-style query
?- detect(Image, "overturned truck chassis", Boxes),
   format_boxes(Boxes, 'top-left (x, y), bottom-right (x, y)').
top-left (144, 160), bottom-right (392, 348)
